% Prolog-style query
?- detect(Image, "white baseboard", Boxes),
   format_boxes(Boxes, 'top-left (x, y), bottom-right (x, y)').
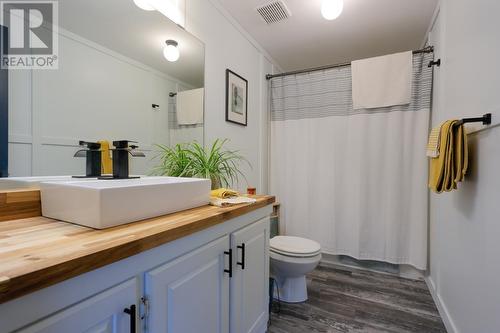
top-left (424, 276), bottom-right (458, 333)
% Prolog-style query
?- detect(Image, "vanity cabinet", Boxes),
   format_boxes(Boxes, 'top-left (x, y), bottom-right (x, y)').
top-left (230, 218), bottom-right (269, 333)
top-left (144, 217), bottom-right (270, 333)
top-left (145, 236), bottom-right (230, 333)
top-left (17, 279), bottom-right (137, 333)
top-left (0, 205), bottom-right (273, 333)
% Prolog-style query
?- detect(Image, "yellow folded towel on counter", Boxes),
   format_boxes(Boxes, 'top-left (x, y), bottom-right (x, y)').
top-left (209, 188), bottom-right (256, 207)
top-left (428, 120), bottom-right (468, 193)
top-left (210, 196), bottom-right (257, 208)
top-left (98, 140), bottom-right (113, 174)
top-left (210, 188), bottom-right (239, 199)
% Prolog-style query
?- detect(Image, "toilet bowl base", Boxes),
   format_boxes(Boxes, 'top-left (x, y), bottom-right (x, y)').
top-left (273, 276), bottom-right (308, 303)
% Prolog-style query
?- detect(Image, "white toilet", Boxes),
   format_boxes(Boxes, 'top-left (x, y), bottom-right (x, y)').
top-left (270, 236), bottom-right (322, 303)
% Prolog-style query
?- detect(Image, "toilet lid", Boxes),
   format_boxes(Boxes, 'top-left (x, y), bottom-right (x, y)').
top-left (270, 236), bottom-right (321, 257)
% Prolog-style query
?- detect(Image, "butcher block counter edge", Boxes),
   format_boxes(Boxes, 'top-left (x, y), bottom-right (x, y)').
top-left (0, 193), bottom-right (275, 304)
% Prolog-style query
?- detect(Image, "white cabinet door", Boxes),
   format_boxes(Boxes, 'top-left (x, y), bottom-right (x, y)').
top-left (230, 218), bottom-right (270, 333)
top-left (17, 279), bottom-right (138, 333)
top-left (145, 235), bottom-right (230, 333)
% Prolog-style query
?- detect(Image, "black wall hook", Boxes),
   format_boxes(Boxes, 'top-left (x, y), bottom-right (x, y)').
top-left (428, 59), bottom-right (441, 68)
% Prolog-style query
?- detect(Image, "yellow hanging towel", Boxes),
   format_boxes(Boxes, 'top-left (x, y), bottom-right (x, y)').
top-left (454, 123), bottom-right (468, 183)
top-left (98, 140), bottom-right (113, 175)
top-left (426, 124), bottom-right (443, 158)
top-left (428, 120), bottom-right (468, 193)
top-left (429, 120), bottom-right (453, 192)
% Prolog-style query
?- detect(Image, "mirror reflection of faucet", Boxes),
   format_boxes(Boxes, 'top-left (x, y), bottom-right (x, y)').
top-left (73, 140), bottom-right (145, 179)
top-left (73, 141), bottom-right (103, 178)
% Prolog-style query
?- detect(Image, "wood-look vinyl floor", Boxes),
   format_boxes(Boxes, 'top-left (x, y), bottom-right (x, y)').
top-left (268, 264), bottom-right (447, 333)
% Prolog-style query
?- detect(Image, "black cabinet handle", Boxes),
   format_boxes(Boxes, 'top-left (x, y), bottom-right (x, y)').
top-left (224, 249), bottom-right (233, 277)
top-left (123, 304), bottom-right (136, 333)
top-left (237, 243), bottom-right (246, 270)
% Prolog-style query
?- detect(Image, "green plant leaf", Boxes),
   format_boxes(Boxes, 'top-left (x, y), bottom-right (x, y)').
top-left (151, 139), bottom-right (250, 190)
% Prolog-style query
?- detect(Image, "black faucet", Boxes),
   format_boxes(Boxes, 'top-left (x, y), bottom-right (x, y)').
top-left (100, 140), bottom-right (145, 179)
top-left (73, 141), bottom-right (102, 178)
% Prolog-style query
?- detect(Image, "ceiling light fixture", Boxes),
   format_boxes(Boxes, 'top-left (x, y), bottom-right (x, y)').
top-left (163, 40), bottom-right (180, 62)
top-left (321, 0), bottom-right (343, 20)
top-left (133, 0), bottom-right (155, 11)
top-left (132, 0), bottom-right (186, 27)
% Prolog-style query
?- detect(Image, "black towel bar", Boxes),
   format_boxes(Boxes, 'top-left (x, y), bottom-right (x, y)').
top-left (458, 113), bottom-right (492, 125)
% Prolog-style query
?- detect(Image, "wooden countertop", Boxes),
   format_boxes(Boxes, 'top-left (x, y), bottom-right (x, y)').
top-left (0, 189), bottom-right (41, 222)
top-left (0, 195), bottom-right (275, 304)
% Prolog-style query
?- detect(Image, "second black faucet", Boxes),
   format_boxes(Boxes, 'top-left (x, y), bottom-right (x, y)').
top-left (104, 140), bottom-right (145, 179)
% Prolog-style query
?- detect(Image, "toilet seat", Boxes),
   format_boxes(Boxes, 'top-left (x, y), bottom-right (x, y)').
top-left (270, 236), bottom-right (321, 258)
top-left (270, 250), bottom-right (322, 264)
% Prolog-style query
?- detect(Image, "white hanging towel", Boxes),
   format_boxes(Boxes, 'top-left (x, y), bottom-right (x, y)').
top-left (176, 88), bottom-right (204, 125)
top-left (351, 51), bottom-right (412, 109)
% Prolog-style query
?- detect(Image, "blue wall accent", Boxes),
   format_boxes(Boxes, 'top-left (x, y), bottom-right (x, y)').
top-left (0, 26), bottom-right (7, 177)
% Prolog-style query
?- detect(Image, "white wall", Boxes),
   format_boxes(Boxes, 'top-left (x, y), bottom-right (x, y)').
top-left (8, 28), bottom-right (193, 177)
top-left (427, 1), bottom-right (500, 332)
top-left (185, 0), bottom-right (279, 193)
top-left (8, 0), bottom-right (280, 193)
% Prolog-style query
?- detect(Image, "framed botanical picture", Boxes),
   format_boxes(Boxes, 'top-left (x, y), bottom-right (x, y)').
top-left (225, 69), bottom-right (248, 126)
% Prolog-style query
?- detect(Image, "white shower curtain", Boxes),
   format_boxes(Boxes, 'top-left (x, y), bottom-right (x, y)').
top-left (270, 53), bottom-right (432, 270)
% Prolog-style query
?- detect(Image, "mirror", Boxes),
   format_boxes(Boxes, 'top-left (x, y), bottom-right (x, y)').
top-left (0, 0), bottom-right (204, 187)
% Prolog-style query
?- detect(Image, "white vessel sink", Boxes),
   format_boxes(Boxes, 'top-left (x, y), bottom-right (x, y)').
top-left (0, 175), bottom-right (148, 189)
top-left (40, 177), bottom-right (211, 229)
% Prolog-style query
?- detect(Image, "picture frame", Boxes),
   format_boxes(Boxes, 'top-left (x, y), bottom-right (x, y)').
top-left (225, 69), bottom-right (248, 126)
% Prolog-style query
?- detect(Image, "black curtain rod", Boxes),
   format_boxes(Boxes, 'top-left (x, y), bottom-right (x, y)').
top-left (266, 46), bottom-right (435, 80)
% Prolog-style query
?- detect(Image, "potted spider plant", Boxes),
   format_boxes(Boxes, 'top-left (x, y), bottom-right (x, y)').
top-left (152, 139), bottom-right (249, 190)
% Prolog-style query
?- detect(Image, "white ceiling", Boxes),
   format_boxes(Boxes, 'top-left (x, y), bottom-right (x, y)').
top-left (218, 0), bottom-right (438, 71)
top-left (59, 0), bottom-right (204, 87)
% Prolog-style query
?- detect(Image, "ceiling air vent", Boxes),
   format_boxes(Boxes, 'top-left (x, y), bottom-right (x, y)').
top-left (256, 0), bottom-right (291, 25)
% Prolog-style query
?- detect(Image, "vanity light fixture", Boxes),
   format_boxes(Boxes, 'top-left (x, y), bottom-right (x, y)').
top-left (133, 0), bottom-right (155, 11)
top-left (321, 0), bottom-right (343, 20)
top-left (163, 40), bottom-right (180, 62)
